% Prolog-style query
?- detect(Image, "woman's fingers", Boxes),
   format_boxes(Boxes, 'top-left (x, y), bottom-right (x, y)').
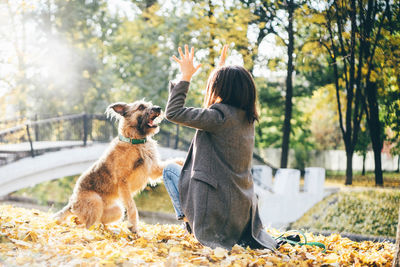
top-left (222, 45), bottom-right (228, 59)
top-left (194, 63), bottom-right (202, 72)
top-left (171, 55), bottom-right (181, 63)
top-left (171, 45), bottom-right (201, 81)
top-left (190, 47), bottom-right (194, 60)
top-left (178, 47), bottom-right (184, 59)
top-left (217, 44), bottom-right (228, 67)
top-left (184, 44), bottom-right (189, 57)
top-left (224, 45), bottom-right (228, 57)
top-left (177, 45), bottom-right (193, 60)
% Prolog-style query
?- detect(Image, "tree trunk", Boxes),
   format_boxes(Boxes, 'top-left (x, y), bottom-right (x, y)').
top-left (280, 0), bottom-right (294, 168)
top-left (393, 206), bottom-right (400, 267)
top-left (366, 82), bottom-right (384, 186)
top-left (345, 149), bottom-right (353, 185)
top-left (362, 153), bottom-right (366, 176)
top-left (372, 144), bottom-right (383, 185)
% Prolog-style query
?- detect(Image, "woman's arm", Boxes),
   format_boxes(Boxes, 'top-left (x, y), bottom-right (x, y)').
top-left (166, 45), bottom-right (226, 132)
top-left (165, 80), bottom-right (225, 132)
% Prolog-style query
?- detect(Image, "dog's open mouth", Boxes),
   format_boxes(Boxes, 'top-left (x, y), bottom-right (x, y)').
top-left (147, 113), bottom-right (162, 128)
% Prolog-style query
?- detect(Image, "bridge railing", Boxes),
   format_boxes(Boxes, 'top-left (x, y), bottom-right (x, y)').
top-left (0, 114), bottom-right (194, 165)
top-left (0, 113), bottom-right (275, 168)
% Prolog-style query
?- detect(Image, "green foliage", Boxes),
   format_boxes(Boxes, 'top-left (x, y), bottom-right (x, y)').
top-left (354, 127), bottom-right (371, 158)
top-left (293, 189), bottom-right (400, 237)
top-left (133, 184), bottom-right (174, 214)
top-left (255, 77), bottom-right (314, 156)
top-left (14, 175), bottom-right (78, 207)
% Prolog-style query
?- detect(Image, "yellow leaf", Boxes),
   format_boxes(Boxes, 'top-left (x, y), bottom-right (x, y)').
top-left (324, 253), bottom-right (339, 264)
top-left (213, 247), bottom-right (227, 259)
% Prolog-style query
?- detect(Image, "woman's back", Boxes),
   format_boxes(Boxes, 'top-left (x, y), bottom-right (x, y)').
top-left (163, 45), bottom-right (277, 250)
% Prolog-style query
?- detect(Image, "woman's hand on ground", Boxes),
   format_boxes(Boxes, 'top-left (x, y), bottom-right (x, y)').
top-left (172, 45), bottom-right (202, 82)
top-left (217, 44), bottom-right (229, 68)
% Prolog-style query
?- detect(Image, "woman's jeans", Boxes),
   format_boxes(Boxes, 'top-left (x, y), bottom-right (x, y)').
top-left (163, 163), bottom-right (184, 219)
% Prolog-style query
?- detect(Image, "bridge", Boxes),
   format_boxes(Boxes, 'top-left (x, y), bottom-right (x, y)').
top-left (0, 113), bottom-right (269, 196)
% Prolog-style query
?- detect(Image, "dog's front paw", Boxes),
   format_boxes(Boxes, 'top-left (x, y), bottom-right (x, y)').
top-left (174, 158), bottom-right (185, 166)
top-left (127, 222), bottom-right (138, 234)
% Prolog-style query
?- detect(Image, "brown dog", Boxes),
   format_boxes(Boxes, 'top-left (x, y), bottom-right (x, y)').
top-left (54, 100), bottom-right (180, 233)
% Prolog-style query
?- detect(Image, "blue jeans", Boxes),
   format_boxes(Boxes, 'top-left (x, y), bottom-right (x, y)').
top-left (163, 163), bottom-right (184, 219)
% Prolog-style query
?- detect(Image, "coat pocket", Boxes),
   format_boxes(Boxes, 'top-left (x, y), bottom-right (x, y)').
top-left (192, 170), bottom-right (218, 189)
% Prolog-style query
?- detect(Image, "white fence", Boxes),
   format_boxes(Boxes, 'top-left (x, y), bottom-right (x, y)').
top-left (252, 165), bottom-right (330, 228)
top-left (258, 148), bottom-right (399, 171)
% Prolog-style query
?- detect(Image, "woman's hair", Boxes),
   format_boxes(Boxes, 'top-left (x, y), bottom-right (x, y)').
top-left (203, 65), bottom-right (259, 123)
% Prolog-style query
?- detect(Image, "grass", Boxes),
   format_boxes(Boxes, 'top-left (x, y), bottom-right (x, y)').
top-left (12, 175), bottom-right (175, 213)
top-left (292, 188), bottom-right (400, 238)
top-left (325, 170), bottom-right (400, 187)
top-left (295, 171), bottom-right (400, 238)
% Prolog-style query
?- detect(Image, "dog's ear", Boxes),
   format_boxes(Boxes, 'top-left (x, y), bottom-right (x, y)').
top-left (106, 102), bottom-right (128, 118)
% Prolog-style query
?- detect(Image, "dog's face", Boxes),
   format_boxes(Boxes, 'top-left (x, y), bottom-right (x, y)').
top-left (106, 100), bottom-right (162, 138)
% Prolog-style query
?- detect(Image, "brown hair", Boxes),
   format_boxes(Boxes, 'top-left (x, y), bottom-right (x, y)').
top-left (203, 65), bottom-right (259, 123)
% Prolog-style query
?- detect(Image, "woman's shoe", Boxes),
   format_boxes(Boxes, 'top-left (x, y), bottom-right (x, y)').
top-left (182, 221), bottom-right (192, 234)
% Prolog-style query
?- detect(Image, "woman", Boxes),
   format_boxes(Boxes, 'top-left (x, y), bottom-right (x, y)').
top-left (163, 44), bottom-right (277, 250)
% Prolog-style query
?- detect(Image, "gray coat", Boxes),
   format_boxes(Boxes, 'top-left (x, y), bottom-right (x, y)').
top-left (165, 81), bottom-right (277, 250)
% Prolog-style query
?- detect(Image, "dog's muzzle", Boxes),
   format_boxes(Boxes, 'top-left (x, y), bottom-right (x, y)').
top-left (147, 106), bottom-right (162, 128)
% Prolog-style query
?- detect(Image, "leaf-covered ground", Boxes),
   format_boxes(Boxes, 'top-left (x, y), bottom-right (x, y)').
top-left (0, 205), bottom-right (395, 266)
top-left (293, 188), bottom-right (400, 238)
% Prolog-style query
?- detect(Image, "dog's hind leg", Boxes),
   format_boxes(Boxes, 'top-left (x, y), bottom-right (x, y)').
top-left (72, 191), bottom-right (103, 229)
top-left (101, 204), bottom-right (123, 224)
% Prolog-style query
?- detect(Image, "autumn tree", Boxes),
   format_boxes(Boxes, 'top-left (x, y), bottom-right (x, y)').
top-left (394, 206), bottom-right (400, 267)
top-left (354, 126), bottom-right (371, 176)
top-left (314, 0), bottom-right (392, 185)
top-left (0, 0), bottom-right (33, 117)
top-left (380, 0), bottom-right (400, 173)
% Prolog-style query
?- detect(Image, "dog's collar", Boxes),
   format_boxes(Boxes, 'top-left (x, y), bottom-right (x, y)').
top-left (119, 134), bottom-right (147, 144)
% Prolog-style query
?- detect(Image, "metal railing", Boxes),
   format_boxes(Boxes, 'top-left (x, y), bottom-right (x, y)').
top-left (0, 113), bottom-right (274, 168)
top-left (0, 113), bottom-right (194, 165)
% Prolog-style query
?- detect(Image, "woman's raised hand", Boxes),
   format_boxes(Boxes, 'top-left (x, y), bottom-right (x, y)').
top-left (172, 45), bottom-right (202, 82)
top-left (217, 44), bottom-right (229, 68)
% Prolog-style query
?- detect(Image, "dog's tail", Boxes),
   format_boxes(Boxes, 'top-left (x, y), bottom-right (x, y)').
top-left (53, 203), bottom-right (72, 223)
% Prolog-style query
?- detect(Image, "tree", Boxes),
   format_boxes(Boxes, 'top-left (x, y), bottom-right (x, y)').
top-left (0, 0), bottom-right (124, 117)
top-left (359, 0), bottom-right (392, 186)
top-left (304, 85), bottom-right (343, 151)
top-left (380, 2), bottom-right (400, 173)
top-left (280, 0), bottom-right (295, 168)
top-left (35, 0), bottom-right (122, 114)
top-left (0, 0), bottom-right (32, 117)
top-left (315, 0), bottom-right (392, 185)
top-left (394, 207), bottom-right (400, 267)
top-left (240, 0), bottom-right (297, 168)
top-left (240, 0), bottom-right (317, 168)
top-left (354, 126), bottom-right (371, 176)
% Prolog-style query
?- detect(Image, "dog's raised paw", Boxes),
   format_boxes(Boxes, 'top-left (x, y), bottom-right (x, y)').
top-left (174, 158), bottom-right (185, 166)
